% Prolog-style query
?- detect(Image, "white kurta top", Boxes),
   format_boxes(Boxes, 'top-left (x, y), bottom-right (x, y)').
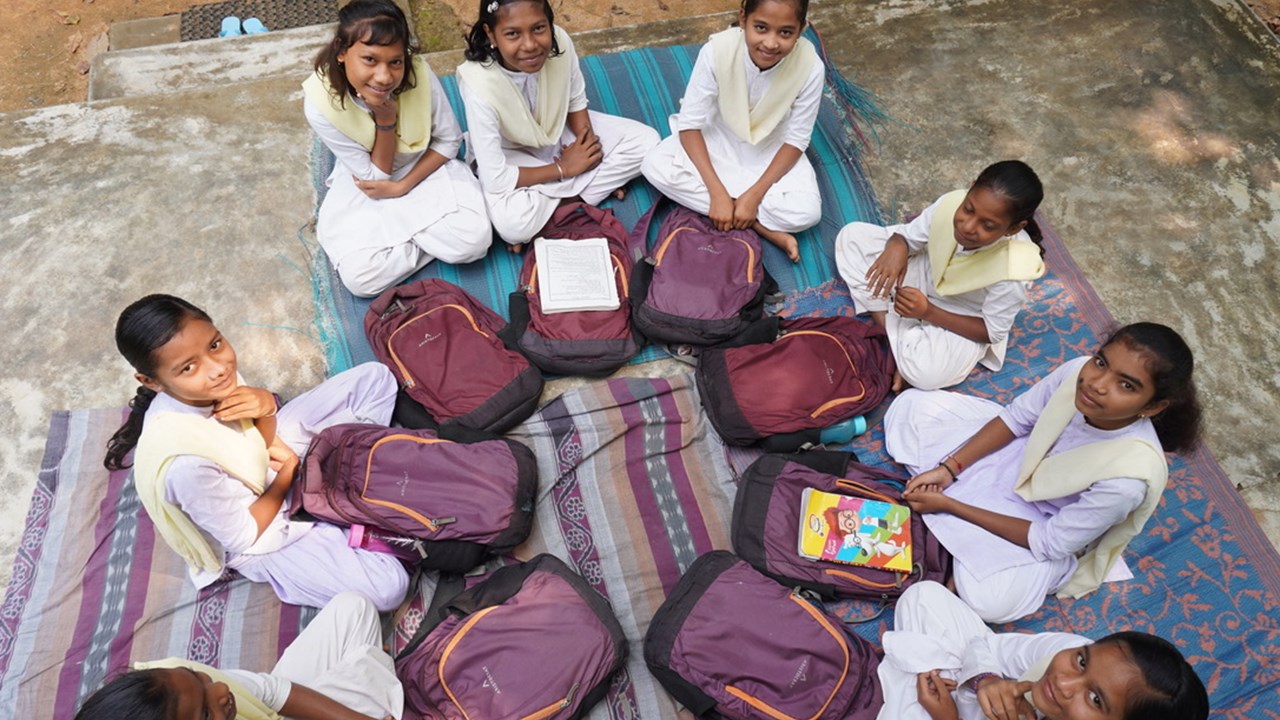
top-left (672, 40), bottom-right (824, 187)
top-left (900, 357), bottom-right (1152, 588)
top-left (878, 581), bottom-right (1089, 720)
top-left (304, 69), bottom-right (465, 261)
top-left (459, 37), bottom-right (591, 196)
top-left (890, 195), bottom-right (1032, 357)
top-left (147, 390), bottom-right (314, 590)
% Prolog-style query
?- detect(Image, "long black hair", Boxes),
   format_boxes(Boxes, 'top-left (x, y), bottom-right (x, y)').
top-left (313, 0), bottom-right (418, 106)
top-left (1094, 631), bottom-right (1209, 720)
top-left (463, 0), bottom-right (563, 64)
top-left (741, 0), bottom-right (810, 25)
top-left (103, 295), bottom-right (212, 471)
top-left (74, 669), bottom-right (176, 720)
top-left (971, 159), bottom-right (1045, 249)
top-left (1102, 322), bottom-right (1202, 453)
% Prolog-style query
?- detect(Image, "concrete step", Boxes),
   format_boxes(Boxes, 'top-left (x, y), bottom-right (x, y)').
top-left (90, 23), bottom-right (335, 101)
top-left (89, 12), bottom-right (731, 102)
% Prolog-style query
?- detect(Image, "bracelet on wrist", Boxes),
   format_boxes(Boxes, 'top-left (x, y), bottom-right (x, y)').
top-left (965, 672), bottom-right (1001, 692)
top-left (374, 119), bottom-right (397, 132)
top-left (938, 459), bottom-right (958, 481)
top-left (554, 160), bottom-right (565, 181)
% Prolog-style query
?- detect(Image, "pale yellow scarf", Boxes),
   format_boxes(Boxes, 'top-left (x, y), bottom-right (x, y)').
top-left (133, 412), bottom-right (269, 573)
top-left (133, 658), bottom-right (282, 720)
top-left (1014, 362), bottom-right (1168, 598)
top-left (455, 26), bottom-right (574, 148)
top-left (927, 189), bottom-right (1046, 296)
top-left (708, 26), bottom-right (818, 145)
top-left (302, 55), bottom-right (434, 153)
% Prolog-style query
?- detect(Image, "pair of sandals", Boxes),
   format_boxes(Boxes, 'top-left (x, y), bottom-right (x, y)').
top-left (219, 16), bottom-right (268, 36)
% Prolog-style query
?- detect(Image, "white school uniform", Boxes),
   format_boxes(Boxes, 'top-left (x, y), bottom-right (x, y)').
top-left (884, 357), bottom-right (1153, 623)
top-left (834, 196), bottom-right (1033, 390)
top-left (147, 363), bottom-right (410, 612)
top-left (877, 581), bottom-right (1089, 720)
top-left (227, 592), bottom-right (404, 719)
top-left (641, 39), bottom-right (824, 233)
top-left (459, 34), bottom-right (660, 245)
top-left (306, 70), bottom-right (491, 298)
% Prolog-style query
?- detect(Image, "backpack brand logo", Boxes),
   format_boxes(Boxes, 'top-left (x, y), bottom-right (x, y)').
top-left (697, 244), bottom-right (722, 254)
top-left (418, 332), bottom-right (442, 347)
top-left (822, 360), bottom-right (836, 385)
top-left (788, 657), bottom-right (810, 688)
top-left (397, 472), bottom-right (410, 497)
top-left (481, 666), bottom-right (502, 695)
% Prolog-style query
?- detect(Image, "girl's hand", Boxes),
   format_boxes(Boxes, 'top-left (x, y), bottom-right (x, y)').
top-left (866, 234), bottom-right (909, 299)
top-left (354, 177), bottom-right (408, 199)
top-left (916, 671), bottom-right (960, 720)
top-left (732, 188), bottom-right (763, 229)
top-left (267, 436), bottom-right (299, 474)
top-left (903, 485), bottom-right (953, 515)
top-left (905, 465), bottom-right (955, 495)
top-left (976, 678), bottom-right (1036, 720)
top-left (360, 93), bottom-right (399, 127)
top-left (709, 189), bottom-right (735, 231)
top-left (214, 386), bottom-right (277, 422)
top-left (560, 126), bottom-right (603, 177)
top-left (894, 286), bottom-right (931, 319)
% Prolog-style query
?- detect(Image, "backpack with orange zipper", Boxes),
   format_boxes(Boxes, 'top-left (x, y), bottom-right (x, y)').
top-left (695, 315), bottom-right (895, 451)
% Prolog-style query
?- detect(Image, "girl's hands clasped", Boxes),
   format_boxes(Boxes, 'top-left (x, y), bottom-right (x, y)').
top-left (905, 465), bottom-right (955, 495)
top-left (559, 125), bottom-right (603, 178)
top-left (903, 485), bottom-right (954, 515)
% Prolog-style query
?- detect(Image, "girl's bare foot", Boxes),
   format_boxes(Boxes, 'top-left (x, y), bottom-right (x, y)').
top-left (753, 222), bottom-right (799, 262)
top-left (612, 187), bottom-right (627, 200)
top-left (507, 242), bottom-right (525, 254)
top-left (891, 369), bottom-right (910, 393)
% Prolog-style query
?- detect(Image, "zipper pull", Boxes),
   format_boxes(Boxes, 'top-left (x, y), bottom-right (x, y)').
top-left (559, 682), bottom-right (580, 709)
top-left (431, 516), bottom-right (457, 527)
top-left (380, 298), bottom-right (408, 319)
top-left (644, 255), bottom-right (657, 266)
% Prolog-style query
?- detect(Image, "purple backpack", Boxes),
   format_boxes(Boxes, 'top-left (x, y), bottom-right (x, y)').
top-left (365, 278), bottom-right (544, 434)
top-left (645, 551), bottom-right (883, 720)
top-left (732, 452), bottom-right (950, 601)
top-left (396, 554), bottom-right (628, 720)
top-left (696, 316), bottom-right (895, 451)
top-left (628, 201), bottom-right (778, 346)
top-left (502, 202), bottom-right (643, 376)
top-left (290, 423), bottom-right (537, 573)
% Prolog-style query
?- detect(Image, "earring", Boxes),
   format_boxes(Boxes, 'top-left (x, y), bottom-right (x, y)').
top-left (1138, 413), bottom-right (1146, 418)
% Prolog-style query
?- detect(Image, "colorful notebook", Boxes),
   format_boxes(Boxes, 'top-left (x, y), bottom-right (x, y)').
top-left (798, 487), bottom-right (913, 572)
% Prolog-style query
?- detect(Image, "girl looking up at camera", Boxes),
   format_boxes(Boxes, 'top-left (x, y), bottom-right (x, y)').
top-left (887, 323), bottom-right (1201, 623)
top-left (457, 0), bottom-right (660, 247)
top-left (305, 0), bottom-right (490, 297)
top-left (105, 294), bottom-right (409, 611)
top-left (836, 160), bottom-right (1046, 390)
top-left (643, 0), bottom-right (825, 262)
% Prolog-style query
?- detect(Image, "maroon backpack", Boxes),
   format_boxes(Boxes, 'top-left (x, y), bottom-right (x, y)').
top-left (290, 423), bottom-right (537, 573)
top-left (501, 202), bottom-right (643, 376)
top-left (365, 278), bottom-right (543, 434)
top-left (696, 316), bottom-right (895, 451)
top-left (628, 201), bottom-right (778, 346)
top-left (396, 554), bottom-right (628, 720)
top-left (731, 452), bottom-right (950, 601)
top-left (645, 550), bottom-right (883, 720)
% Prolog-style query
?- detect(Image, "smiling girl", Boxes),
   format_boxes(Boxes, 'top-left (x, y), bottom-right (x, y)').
top-left (835, 161), bottom-right (1046, 390)
top-left (881, 581), bottom-right (1208, 720)
top-left (305, 0), bottom-right (490, 297)
top-left (456, 0), bottom-right (659, 247)
top-left (104, 295), bottom-right (409, 611)
top-left (885, 323), bottom-right (1202, 622)
top-left (642, 0), bottom-right (824, 262)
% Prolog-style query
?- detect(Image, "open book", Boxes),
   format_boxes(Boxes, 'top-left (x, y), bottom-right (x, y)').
top-left (797, 487), bottom-right (913, 572)
top-left (533, 236), bottom-right (620, 314)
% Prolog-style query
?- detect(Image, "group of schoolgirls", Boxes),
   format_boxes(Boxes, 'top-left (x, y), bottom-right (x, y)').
top-left (77, 0), bottom-right (1211, 718)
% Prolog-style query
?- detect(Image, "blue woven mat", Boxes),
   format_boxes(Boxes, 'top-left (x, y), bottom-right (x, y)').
top-left (309, 28), bottom-right (886, 373)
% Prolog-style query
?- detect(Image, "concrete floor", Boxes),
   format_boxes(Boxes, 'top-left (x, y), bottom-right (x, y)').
top-left (0, 0), bottom-right (1276, 592)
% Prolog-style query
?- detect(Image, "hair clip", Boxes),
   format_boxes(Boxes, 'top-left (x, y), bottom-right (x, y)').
top-left (486, 0), bottom-right (499, 13)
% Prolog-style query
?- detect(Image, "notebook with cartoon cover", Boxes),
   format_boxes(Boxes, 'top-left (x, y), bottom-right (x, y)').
top-left (798, 487), bottom-right (913, 572)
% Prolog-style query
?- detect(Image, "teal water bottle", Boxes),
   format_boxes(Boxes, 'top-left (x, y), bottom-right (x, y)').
top-left (819, 415), bottom-right (868, 445)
